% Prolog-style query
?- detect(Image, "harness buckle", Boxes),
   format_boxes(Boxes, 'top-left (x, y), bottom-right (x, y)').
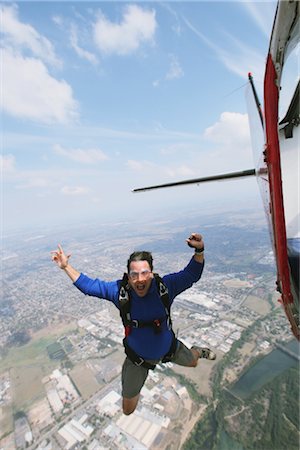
top-left (135, 357), bottom-right (145, 366)
top-left (159, 282), bottom-right (168, 296)
top-left (153, 319), bottom-right (162, 333)
top-left (119, 286), bottom-right (129, 304)
top-left (131, 320), bottom-right (139, 328)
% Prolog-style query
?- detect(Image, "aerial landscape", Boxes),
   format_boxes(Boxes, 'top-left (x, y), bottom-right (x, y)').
top-left (1, 207), bottom-right (299, 450)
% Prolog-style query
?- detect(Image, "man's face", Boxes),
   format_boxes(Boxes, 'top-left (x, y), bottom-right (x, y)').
top-left (128, 260), bottom-right (153, 297)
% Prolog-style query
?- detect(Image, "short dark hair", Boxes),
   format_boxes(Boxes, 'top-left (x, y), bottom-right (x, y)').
top-left (127, 251), bottom-right (153, 272)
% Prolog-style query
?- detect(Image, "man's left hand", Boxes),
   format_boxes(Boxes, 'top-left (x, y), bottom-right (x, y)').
top-left (186, 233), bottom-right (204, 251)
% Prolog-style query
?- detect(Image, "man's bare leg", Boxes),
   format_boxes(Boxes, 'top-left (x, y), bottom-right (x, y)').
top-left (191, 346), bottom-right (216, 362)
top-left (122, 394), bottom-right (140, 415)
top-left (171, 341), bottom-right (216, 368)
top-left (179, 347), bottom-right (216, 368)
top-left (189, 348), bottom-right (200, 367)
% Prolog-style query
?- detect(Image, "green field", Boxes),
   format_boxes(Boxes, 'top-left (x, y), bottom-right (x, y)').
top-left (0, 324), bottom-right (77, 412)
top-left (0, 322), bottom-right (77, 373)
top-left (0, 337), bottom-right (59, 372)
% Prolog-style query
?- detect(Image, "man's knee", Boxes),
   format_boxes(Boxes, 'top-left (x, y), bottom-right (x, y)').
top-left (122, 395), bottom-right (139, 415)
top-left (189, 348), bottom-right (200, 367)
top-left (123, 405), bottom-right (136, 415)
top-left (189, 358), bottom-right (198, 367)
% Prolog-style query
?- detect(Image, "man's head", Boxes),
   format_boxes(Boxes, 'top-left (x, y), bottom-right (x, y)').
top-left (127, 251), bottom-right (154, 297)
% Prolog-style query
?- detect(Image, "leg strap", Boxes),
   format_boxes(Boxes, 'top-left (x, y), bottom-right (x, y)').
top-left (162, 332), bottom-right (178, 363)
top-left (123, 339), bottom-right (156, 370)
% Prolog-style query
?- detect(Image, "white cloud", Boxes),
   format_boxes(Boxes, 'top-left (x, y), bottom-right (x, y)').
top-left (70, 24), bottom-right (99, 65)
top-left (146, 112), bottom-right (253, 185)
top-left (165, 165), bottom-right (194, 178)
top-left (160, 143), bottom-right (189, 155)
top-left (1, 154), bottom-right (16, 172)
top-left (93, 4), bottom-right (156, 55)
top-left (204, 112), bottom-right (250, 147)
top-left (166, 54), bottom-right (184, 80)
top-left (149, 113), bottom-right (254, 184)
top-left (16, 177), bottom-right (51, 189)
top-left (126, 159), bottom-right (154, 171)
top-left (61, 186), bottom-right (91, 195)
top-left (182, 15), bottom-right (264, 81)
top-left (53, 144), bottom-right (108, 164)
top-left (219, 33), bottom-right (265, 81)
top-left (197, 111), bottom-right (254, 174)
top-left (127, 158), bottom-right (194, 183)
top-left (5, 165), bottom-right (97, 193)
top-left (1, 4), bottom-right (61, 67)
top-left (2, 48), bottom-right (79, 124)
top-left (91, 196), bottom-right (102, 204)
top-left (4, 166), bottom-right (59, 191)
top-left (161, 3), bottom-right (181, 36)
top-left (1, 5), bottom-right (79, 124)
top-left (241, 2), bottom-right (276, 38)
top-left (9, 167), bottom-right (62, 190)
top-left (52, 15), bottom-right (63, 27)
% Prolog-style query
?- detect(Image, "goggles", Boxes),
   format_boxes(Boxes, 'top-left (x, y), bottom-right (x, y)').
top-left (129, 269), bottom-right (152, 281)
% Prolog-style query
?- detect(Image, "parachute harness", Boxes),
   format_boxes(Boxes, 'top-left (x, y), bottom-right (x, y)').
top-left (118, 273), bottom-right (177, 370)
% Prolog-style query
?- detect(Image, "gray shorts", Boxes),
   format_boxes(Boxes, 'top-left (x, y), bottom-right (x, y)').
top-left (121, 340), bottom-right (195, 399)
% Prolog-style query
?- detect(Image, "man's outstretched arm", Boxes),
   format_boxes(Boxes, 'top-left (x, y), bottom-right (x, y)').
top-left (51, 244), bottom-right (80, 283)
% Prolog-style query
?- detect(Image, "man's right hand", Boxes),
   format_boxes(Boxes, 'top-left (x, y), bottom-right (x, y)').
top-left (51, 244), bottom-right (71, 269)
top-left (51, 244), bottom-right (80, 282)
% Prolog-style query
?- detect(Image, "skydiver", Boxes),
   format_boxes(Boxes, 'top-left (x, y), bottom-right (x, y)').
top-left (51, 232), bottom-right (216, 415)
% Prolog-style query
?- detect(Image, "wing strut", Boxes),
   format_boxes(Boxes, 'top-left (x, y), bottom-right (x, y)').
top-left (133, 168), bottom-right (256, 193)
top-left (248, 73), bottom-right (264, 129)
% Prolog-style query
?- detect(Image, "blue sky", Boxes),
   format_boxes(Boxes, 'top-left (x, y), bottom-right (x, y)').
top-left (1, 1), bottom-right (282, 232)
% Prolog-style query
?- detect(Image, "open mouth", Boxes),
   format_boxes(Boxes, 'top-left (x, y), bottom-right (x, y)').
top-left (136, 284), bottom-right (146, 291)
top-left (135, 283), bottom-right (147, 295)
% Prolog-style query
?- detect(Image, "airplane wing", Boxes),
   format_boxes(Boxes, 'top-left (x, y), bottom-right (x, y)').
top-left (132, 169), bottom-right (256, 193)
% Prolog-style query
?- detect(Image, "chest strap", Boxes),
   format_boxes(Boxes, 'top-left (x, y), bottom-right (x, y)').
top-left (127, 316), bottom-right (168, 333)
top-left (118, 273), bottom-right (172, 336)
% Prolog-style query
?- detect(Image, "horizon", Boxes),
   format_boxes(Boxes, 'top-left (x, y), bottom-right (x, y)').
top-left (2, 194), bottom-right (266, 238)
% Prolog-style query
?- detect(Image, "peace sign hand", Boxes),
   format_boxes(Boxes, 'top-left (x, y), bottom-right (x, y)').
top-left (51, 244), bottom-right (71, 270)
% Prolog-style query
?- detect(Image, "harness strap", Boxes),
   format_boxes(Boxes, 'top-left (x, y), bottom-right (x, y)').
top-left (128, 316), bottom-right (167, 333)
top-left (123, 332), bottom-right (177, 370)
top-left (162, 331), bottom-right (177, 362)
top-left (118, 272), bottom-right (172, 333)
top-left (123, 338), bottom-right (156, 370)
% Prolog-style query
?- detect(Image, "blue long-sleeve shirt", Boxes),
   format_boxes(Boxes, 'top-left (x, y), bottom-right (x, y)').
top-left (74, 257), bottom-right (204, 360)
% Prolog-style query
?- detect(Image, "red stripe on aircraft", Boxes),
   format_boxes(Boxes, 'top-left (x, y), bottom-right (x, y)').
top-left (264, 54), bottom-right (298, 339)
